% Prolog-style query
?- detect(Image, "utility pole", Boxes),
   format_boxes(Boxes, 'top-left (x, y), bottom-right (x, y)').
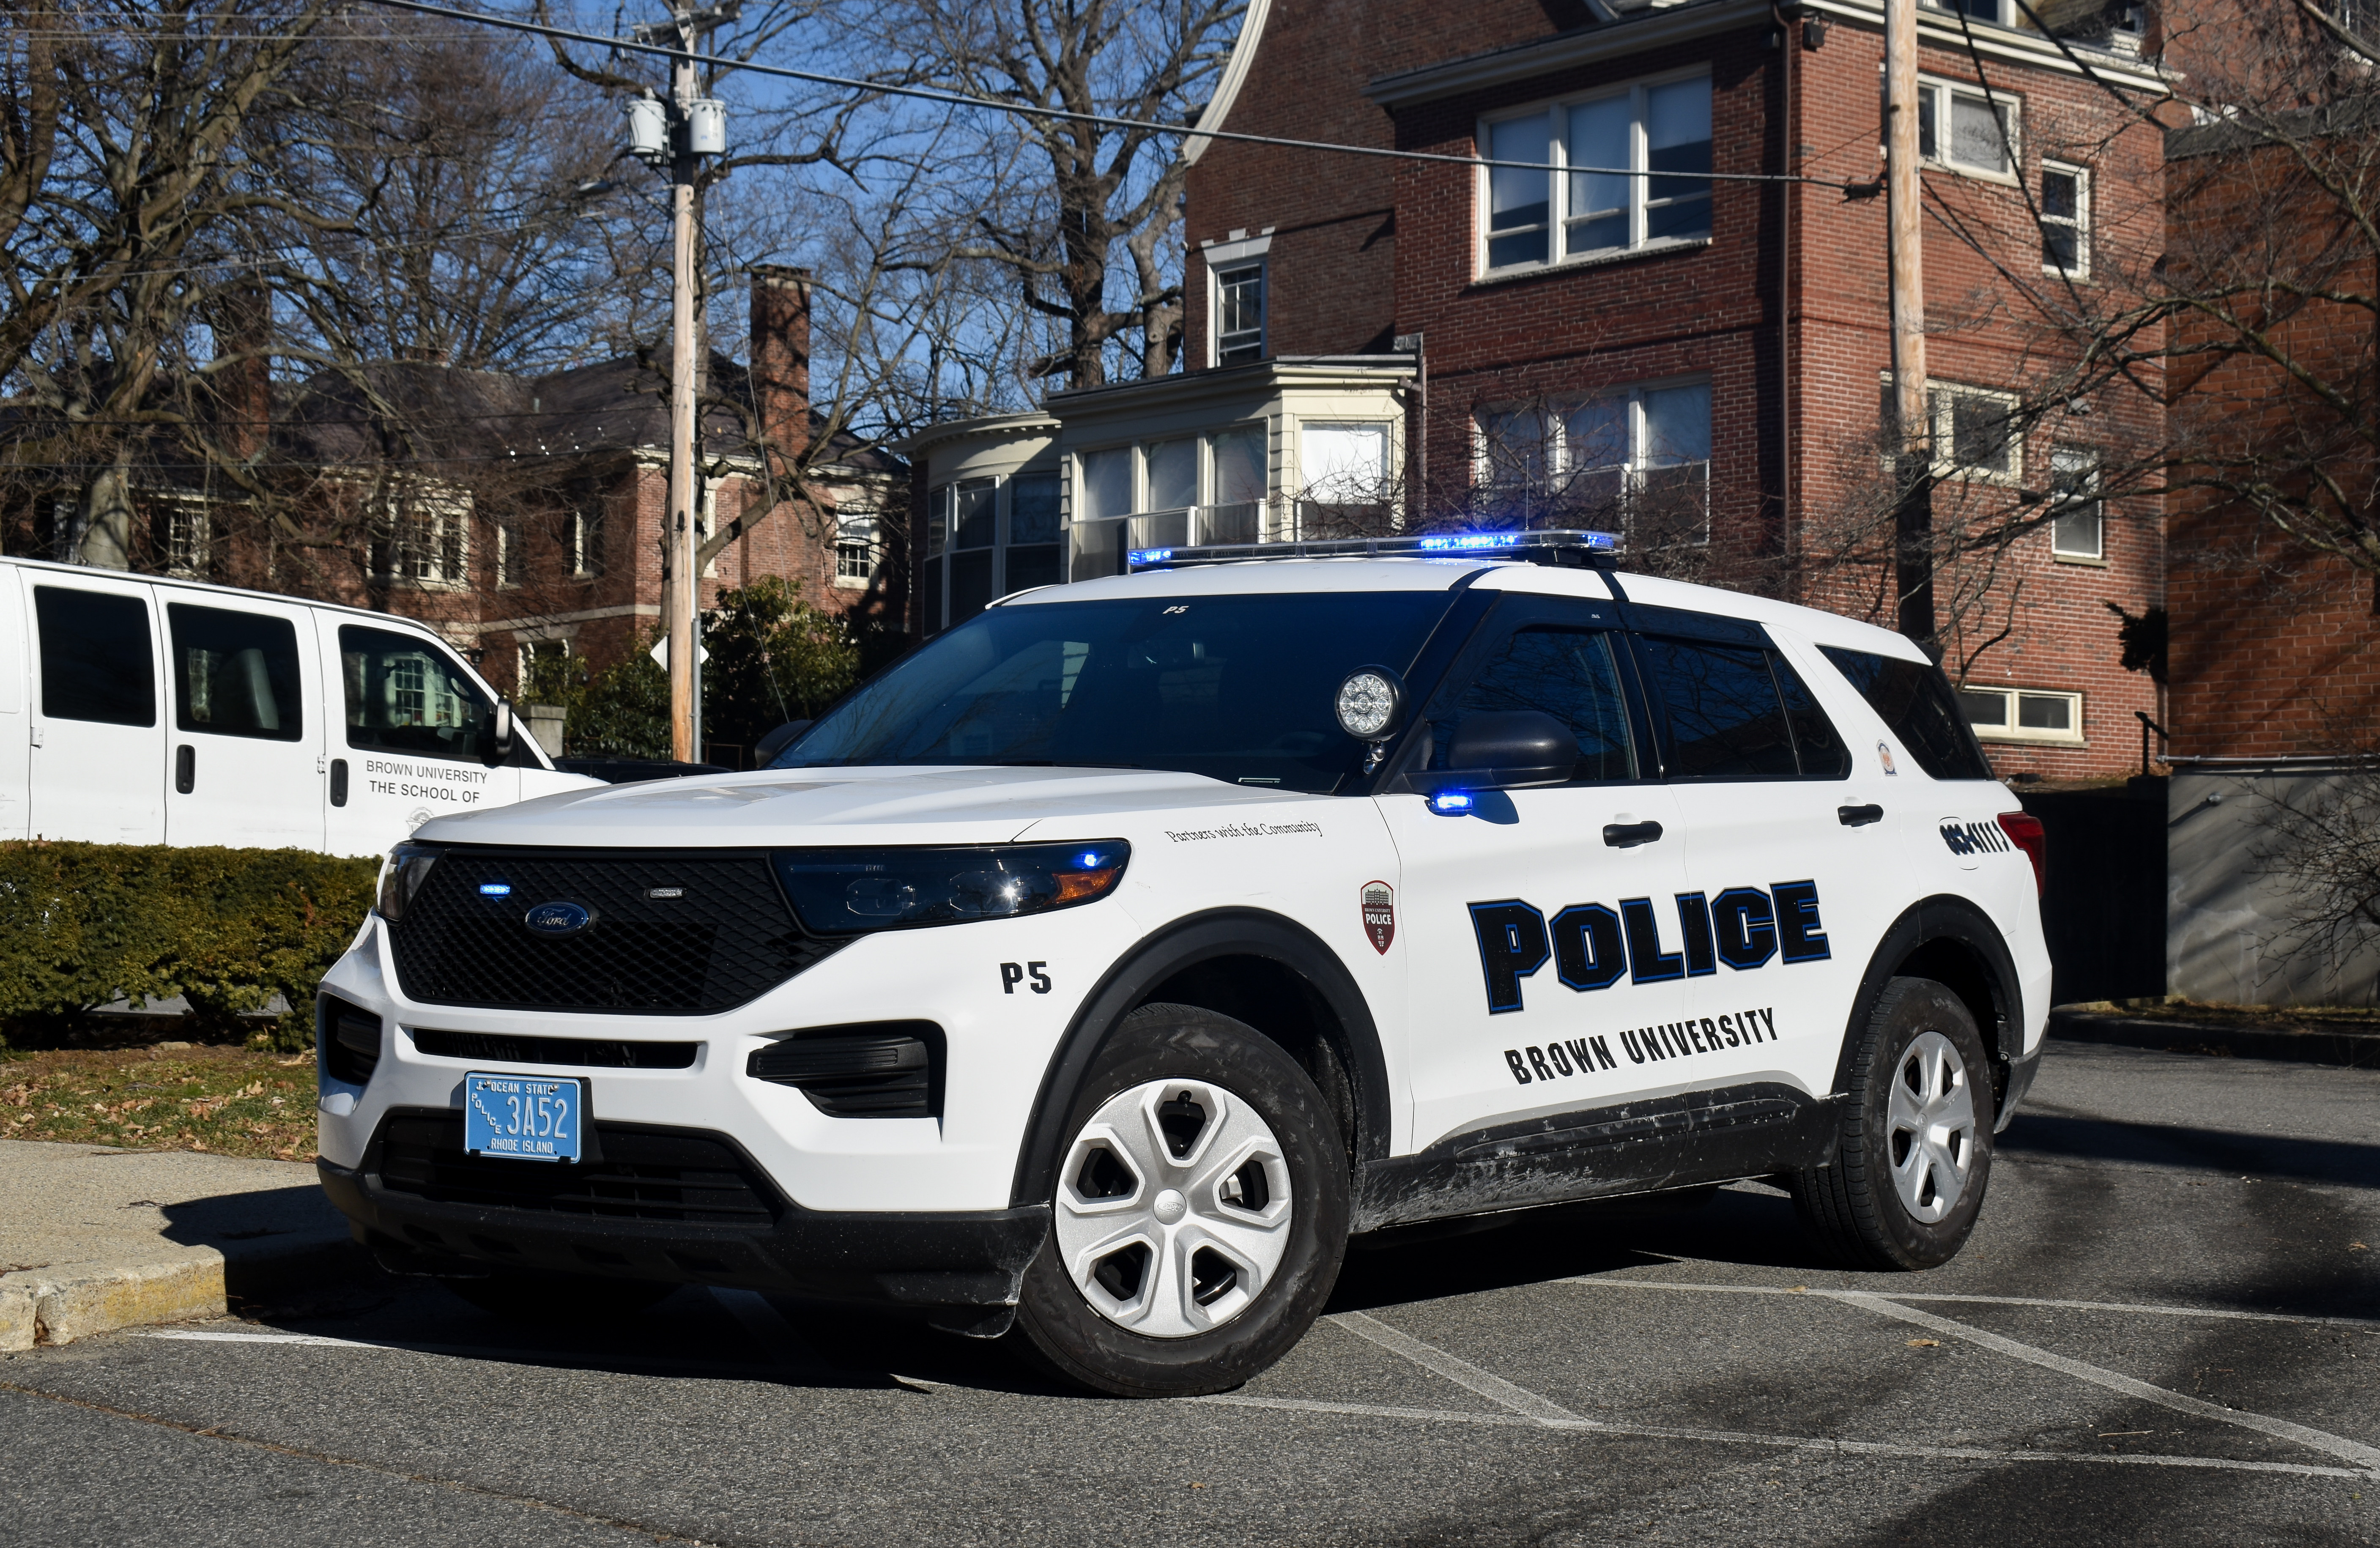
top-left (1884, 0), bottom-right (1934, 647)
top-left (627, 2), bottom-right (734, 763)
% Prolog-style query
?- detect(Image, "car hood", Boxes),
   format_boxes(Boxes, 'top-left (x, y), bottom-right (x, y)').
top-left (411, 764), bottom-right (1331, 848)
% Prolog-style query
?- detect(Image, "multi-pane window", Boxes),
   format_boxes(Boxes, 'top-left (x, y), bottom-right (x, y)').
top-left (1958, 685), bottom-right (2084, 745)
top-left (1481, 74), bottom-right (1712, 274)
top-left (369, 499), bottom-right (468, 585)
top-left (1924, 0), bottom-right (2003, 22)
top-left (1475, 378), bottom-right (1712, 545)
top-left (494, 518), bottom-right (522, 589)
top-left (918, 471), bottom-right (1067, 633)
top-left (159, 499), bottom-right (211, 577)
top-left (1890, 381), bottom-right (2021, 481)
top-left (567, 509), bottom-right (604, 578)
top-left (2049, 447), bottom-right (2103, 559)
top-left (1215, 262), bottom-right (1265, 365)
top-left (835, 514), bottom-right (879, 587)
top-left (2040, 162), bottom-right (2089, 276)
top-left (1917, 78), bottom-right (2018, 178)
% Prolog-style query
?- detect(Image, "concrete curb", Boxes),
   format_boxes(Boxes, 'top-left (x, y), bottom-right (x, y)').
top-left (0, 1230), bottom-right (365, 1352)
top-left (2050, 1008), bottom-right (2380, 1069)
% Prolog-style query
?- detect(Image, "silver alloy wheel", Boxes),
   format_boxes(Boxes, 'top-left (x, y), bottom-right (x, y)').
top-left (1887, 1029), bottom-right (1977, 1224)
top-left (1053, 1077), bottom-right (1295, 1338)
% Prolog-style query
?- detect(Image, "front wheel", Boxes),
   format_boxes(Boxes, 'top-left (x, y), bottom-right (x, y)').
top-left (1790, 976), bottom-right (1995, 1270)
top-left (1015, 1003), bottom-right (1350, 1397)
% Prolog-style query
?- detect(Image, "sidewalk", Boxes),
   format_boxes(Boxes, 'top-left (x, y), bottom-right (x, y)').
top-left (0, 1139), bottom-right (362, 1351)
top-left (2049, 1003), bottom-right (2380, 1069)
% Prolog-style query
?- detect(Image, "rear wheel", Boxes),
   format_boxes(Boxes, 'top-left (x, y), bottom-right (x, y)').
top-left (1791, 976), bottom-right (1994, 1270)
top-left (1016, 1003), bottom-right (1350, 1397)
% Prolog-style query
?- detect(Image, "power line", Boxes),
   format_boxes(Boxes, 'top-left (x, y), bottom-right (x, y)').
top-left (357, 0), bottom-right (1840, 188)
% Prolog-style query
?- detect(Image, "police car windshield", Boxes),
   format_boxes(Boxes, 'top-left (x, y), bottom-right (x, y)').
top-left (775, 591), bottom-right (1453, 793)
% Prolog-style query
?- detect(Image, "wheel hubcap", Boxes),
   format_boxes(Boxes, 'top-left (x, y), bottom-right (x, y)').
top-left (1886, 1030), bottom-right (1977, 1224)
top-left (1053, 1078), bottom-right (1294, 1338)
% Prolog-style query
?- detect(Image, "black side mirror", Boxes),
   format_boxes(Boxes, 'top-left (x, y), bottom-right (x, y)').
top-left (1443, 710), bottom-right (1573, 790)
top-left (754, 719), bottom-right (813, 764)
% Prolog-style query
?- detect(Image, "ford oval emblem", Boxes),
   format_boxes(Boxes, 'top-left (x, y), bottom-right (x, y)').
top-left (522, 901), bottom-right (592, 937)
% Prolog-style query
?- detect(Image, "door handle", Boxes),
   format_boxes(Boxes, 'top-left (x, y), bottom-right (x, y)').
top-left (174, 744), bottom-right (195, 795)
top-left (1603, 820), bottom-right (1664, 848)
top-left (1838, 803), bottom-right (1884, 827)
top-left (330, 759), bottom-right (349, 808)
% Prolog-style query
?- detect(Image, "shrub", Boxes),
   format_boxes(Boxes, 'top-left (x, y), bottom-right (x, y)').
top-left (0, 842), bottom-right (378, 1050)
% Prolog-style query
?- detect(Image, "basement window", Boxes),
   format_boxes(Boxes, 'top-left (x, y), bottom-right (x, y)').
top-left (1958, 685), bottom-right (2084, 745)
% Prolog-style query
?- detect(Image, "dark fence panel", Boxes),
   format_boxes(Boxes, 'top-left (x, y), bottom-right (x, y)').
top-left (2018, 780), bottom-right (2167, 1005)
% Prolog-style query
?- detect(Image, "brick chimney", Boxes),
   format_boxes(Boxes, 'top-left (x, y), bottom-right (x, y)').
top-left (749, 266), bottom-right (813, 468)
top-left (216, 283), bottom-right (272, 464)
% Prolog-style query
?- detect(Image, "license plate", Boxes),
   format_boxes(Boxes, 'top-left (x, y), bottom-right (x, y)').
top-left (463, 1072), bottom-right (583, 1163)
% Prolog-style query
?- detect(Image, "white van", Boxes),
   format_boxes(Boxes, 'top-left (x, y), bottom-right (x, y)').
top-left (0, 556), bottom-right (598, 856)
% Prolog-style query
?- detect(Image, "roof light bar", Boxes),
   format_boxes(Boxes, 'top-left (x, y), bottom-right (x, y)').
top-left (1125, 529), bottom-right (1622, 572)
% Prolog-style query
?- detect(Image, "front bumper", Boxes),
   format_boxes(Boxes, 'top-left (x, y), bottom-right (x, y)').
top-left (319, 1110), bottom-right (1049, 1321)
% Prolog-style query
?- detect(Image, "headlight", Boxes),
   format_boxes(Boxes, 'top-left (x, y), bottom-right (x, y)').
top-left (376, 843), bottom-right (440, 923)
top-left (772, 841), bottom-right (1130, 936)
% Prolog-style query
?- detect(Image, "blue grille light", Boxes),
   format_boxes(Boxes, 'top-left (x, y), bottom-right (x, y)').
top-left (1429, 790), bottom-right (1476, 815)
top-left (1076, 851), bottom-right (1104, 868)
top-left (1128, 548), bottom-right (1175, 566)
top-left (478, 882), bottom-right (512, 897)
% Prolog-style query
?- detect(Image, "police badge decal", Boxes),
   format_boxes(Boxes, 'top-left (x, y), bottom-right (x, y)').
top-left (1361, 880), bottom-right (1395, 954)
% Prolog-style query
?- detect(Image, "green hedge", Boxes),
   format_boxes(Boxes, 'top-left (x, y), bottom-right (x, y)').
top-left (0, 842), bottom-right (379, 1049)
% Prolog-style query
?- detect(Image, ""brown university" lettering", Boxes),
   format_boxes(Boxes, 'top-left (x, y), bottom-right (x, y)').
top-left (1504, 1006), bottom-right (1779, 1085)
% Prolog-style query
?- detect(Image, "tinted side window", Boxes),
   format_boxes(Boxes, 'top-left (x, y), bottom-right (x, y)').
top-left (36, 586), bottom-right (155, 726)
top-left (1638, 637), bottom-right (1797, 778)
top-left (340, 625), bottom-right (492, 761)
top-left (169, 604), bottom-right (302, 741)
top-left (1819, 646), bottom-right (1995, 781)
top-left (1437, 627), bottom-right (1635, 781)
top-left (1773, 652), bottom-right (1850, 778)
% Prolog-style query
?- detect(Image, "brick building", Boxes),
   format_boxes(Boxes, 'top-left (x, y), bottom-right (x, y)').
top-left (911, 0), bottom-right (2172, 778)
top-left (10, 267), bottom-right (901, 702)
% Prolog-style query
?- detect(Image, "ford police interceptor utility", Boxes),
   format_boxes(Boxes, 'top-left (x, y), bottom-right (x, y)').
top-left (314, 531), bottom-right (2049, 1397)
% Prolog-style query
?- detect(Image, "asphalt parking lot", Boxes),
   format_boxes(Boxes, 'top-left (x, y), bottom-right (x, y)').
top-left (5, 1039), bottom-right (2377, 1548)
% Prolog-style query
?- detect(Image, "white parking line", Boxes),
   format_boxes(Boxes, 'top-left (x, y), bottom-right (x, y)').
top-left (1562, 1278), bottom-right (2380, 1329)
top-left (1186, 1392), bottom-right (2378, 1480)
top-left (1326, 1310), bottom-right (1592, 1423)
top-left (1558, 1277), bottom-right (2380, 1471)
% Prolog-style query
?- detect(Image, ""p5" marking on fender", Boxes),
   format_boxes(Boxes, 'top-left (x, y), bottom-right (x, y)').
top-left (1000, 962), bottom-right (1053, 995)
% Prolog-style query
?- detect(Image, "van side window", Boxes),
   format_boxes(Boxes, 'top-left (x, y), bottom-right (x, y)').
top-left (35, 586), bottom-right (155, 727)
top-left (1819, 646), bottom-right (1994, 781)
top-left (1436, 626), bottom-right (1636, 781)
top-left (339, 625), bottom-right (493, 761)
top-left (169, 605), bottom-right (303, 741)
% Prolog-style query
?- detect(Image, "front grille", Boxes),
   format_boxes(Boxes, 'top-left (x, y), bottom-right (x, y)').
top-left (409, 1028), bottom-right (698, 1070)
top-left (388, 847), bottom-right (843, 1014)
top-left (749, 1022), bottom-right (941, 1118)
top-left (375, 1112), bottom-right (782, 1227)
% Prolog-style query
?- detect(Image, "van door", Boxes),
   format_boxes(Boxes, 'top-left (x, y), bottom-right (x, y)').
top-left (0, 568), bottom-right (29, 838)
top-left (161, 592), bottom-right (325, 850)
top-left (323, 621), bottom-right (520, 857)
top-left (1626, 610), bottom-right (1890, 1104)
top-left (1381, 597), bottom-right (1690, 1150)
top-left (27, 576), bottom-right (167, 844)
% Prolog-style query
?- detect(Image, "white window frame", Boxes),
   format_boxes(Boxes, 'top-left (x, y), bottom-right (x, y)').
top-left (369, 495), bottom-right (471, 589)
top-left (566, 507), bottom-right (604, 580)
top-left (158, 495), bottom-right (211, 578)
top-left (1212, 259), bottom-right (1266, 367)
top-left (1916, 74), bottom-right (2021, 184)
top-left (1921, 0), bottom-right (2006, 25)
top-left (1958, 685), bottom-right (2084, 746)
top-left (1476, 67), bottom-right (1714, 279)
top-left (2049, 445), bottom-right (2103, 561)
top-left (1472, 375), bottom-right (1713, 545)
top-left (2039, 159), bottom-right (2090, 278)
top-left (517, 637), bottom-right (568, 690)
top-left (834, 511), bottom-right (879, 589)
top-left (1925, 380), bottom-right (2025, 484)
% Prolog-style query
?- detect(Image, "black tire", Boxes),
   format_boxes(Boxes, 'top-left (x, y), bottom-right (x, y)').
top-left (1015, 1002), bottom-right (1350, 1397)
top-left (442, 1269), bottom-right (677, 1323)
top-left (1790, 976), bottom-right (1996, 1270)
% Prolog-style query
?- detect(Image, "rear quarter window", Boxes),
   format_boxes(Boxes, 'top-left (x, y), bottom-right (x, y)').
top-left (1818, 646), bottom-right (1994, 781)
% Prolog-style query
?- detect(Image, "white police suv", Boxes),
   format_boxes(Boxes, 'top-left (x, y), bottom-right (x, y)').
top-left (315, 532), bottom-right (2049, 1397)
